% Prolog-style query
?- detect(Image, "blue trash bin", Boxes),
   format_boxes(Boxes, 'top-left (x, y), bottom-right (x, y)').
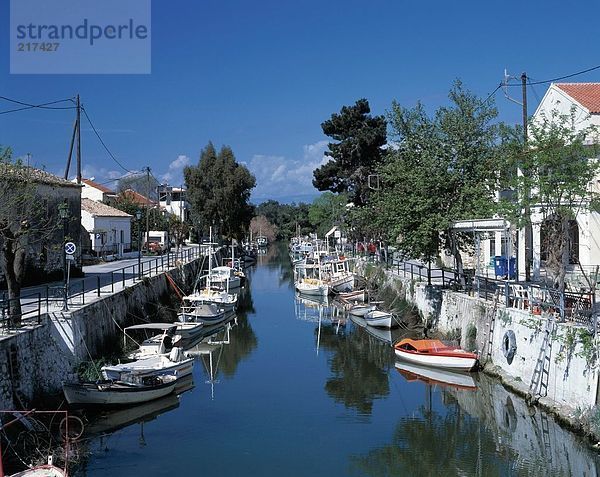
top-left (508, 257), bottom-right (516, 279)
top-left (494, 256), bottom-right (507, 278)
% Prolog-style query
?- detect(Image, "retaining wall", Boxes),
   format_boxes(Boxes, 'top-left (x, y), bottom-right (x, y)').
top-left (361, 262), bottom-right (600, 424)
top-left (0, 252), bottom-right (213, 409)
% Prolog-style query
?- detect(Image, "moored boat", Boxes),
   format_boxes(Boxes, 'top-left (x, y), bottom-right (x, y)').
top-left (364, 309), bottom-right (395, 328)
top-left (394, 339), bottom-right (478, 371)
top-left (101, 348), bottom-right (194, 381)
top-left (348, 303), bottom-right (376, 317)
top-left (295, 278), bottom-right (330, 297)
top-left (63, 375), bottom-right (177, 406)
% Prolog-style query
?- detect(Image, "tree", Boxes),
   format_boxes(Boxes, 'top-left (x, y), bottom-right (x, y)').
top-left (249, 215), bottom-right (278, 243)
top-left (308, 192), bottom-right (348, 237)
top-left (502, 110), bottom-right (600, 290)
top-left (313, 99), bottom-right (387, 206)
top-left (255, 200), bottom-right (312, 239)
top-left (184, 142), bottom-right (256, 240)
top-left (0, 147), bottom-right (60, 325)
top-left (372, 81), bottom-right (500, 273)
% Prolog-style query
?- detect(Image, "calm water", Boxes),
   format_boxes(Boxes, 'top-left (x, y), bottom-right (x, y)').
top-left (73, 243), bottom-right (600, 477)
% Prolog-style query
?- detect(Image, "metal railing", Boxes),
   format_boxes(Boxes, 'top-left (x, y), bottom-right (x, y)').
top-left (1, 246), bottom-right (208, 328)
top-left (388, 256), bottom-right (597, 329)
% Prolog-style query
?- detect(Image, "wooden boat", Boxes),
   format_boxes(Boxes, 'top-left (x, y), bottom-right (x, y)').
top-left (338, 289), bottom-right (366, 302)
top-left (348, 303), bottom-right (376, 317)
top-left (101, 348), bottom-right (194, 381)
top-left (124, 323), bottom-right (179, 359)
top-left (295, 278), bottom-right (330, 297)
top-left (63, 375), bottom-right (177, 406)
top-left (394, 339), bottom-right (478, 371)
top-left (364, 309), bottom-right (395, 328)
top-left (395, 361), bottom-right (477, 390)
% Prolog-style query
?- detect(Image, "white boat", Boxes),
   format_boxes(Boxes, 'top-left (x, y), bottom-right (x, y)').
top-left (62, 375), bottom-right (177, 406)
top-left (364, 309), bottom-right (395, 328)
top-left (210, 266), bottom-right (241, 289)
top-left (321, 257), bottom-right (355, 293)
top-left (10, 463), bottom-right (67, 476)
top-left (174, 321), bottom-right (205, 339)
top-left (339, 289), bottom-right (366, 302)
top-left (348, 303), bottom-right (377, 317)
top-left (295, 277), bottom-right (330, 297)
top-left (178, 301), bottom-right (226, 325)
top-left (101, 347), bottom-right (194, 381)
top-left (182, 288), bottom-right (237, 312)
top-left (124, 323), bottom-right (179, 359)
top-left (349, 315), bottom-right (392, 344)
top-left (394, 339), bottom-right (478, 371)
top-left (394, 361), bottom-right (477, 390)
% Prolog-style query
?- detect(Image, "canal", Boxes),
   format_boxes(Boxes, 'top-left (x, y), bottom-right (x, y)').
top-left (73, 243), bottom-right (599, 476)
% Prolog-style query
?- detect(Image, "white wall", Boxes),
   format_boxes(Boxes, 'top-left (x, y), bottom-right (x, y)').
top-left (81, 183), bottom-right (105, 202)
top-left (81, 212), bottom-right (132, 253)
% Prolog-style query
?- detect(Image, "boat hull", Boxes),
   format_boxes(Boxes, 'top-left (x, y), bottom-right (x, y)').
top-left (348, 304), bottom-right (376, 317)
top-left (364, 310), bottom-right (395, 328)
top-left (63, 379), bottom-right (176, 406)
top-left (394, 348), bottom-right (477, 371)
top-left (101, 355), bottom-right (194, 381)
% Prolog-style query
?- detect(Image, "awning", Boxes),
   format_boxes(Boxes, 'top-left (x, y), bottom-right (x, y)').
top-left (325, 226), bottom-right (338, 238)
top-left (124, 323), bottom-right (177, 331)
top-left (451, 218), bottom-right (511, 232)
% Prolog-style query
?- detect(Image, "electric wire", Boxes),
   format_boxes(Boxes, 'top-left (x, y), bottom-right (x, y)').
top-left (504, 64), bottom-right (600, 87)
top-left (0, 97), bottom-right (76, 115)
top-left (80, 106), bottom-right (134, 174)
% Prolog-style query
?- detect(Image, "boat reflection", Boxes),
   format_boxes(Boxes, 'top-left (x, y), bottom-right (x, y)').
top-left (348, 314), bottom-right (393, 345)
top-left (395, 360), bottom-right (477, 391)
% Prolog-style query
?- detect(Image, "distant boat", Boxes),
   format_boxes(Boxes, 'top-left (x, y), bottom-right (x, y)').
top-left (394, 339), bottom-right (478, 371)
top-left (256, 236), bottom-right (268, 247)
top-left (63, 375), bottom-right (177, 406)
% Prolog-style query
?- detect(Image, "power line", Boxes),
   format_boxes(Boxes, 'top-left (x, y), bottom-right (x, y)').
top-left (80, 106), bottom-right (134, 174)
top-left (0, 96), bottom-right (76, 115)
top-left (504, 64), bottom-right (600, 87)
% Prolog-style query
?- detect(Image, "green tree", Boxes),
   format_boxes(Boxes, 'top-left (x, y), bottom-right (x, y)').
top-left (313, 99), bottom-right (387, 206)
top-left (372, 81), bottom-right (499, 274)
top-left (184, 142), bottom-right (256, 240)
top-left (502, 110), bottom-right (600, 290)
top-left (0, 147), bottom-right (60, 324)
top-left (308, 192), bottom-right (348, 237)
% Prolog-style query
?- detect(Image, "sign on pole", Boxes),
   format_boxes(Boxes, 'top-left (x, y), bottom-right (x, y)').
top-left (64, 242), bottom-right (77, 255)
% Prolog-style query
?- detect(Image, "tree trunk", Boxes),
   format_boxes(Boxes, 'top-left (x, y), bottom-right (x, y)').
top-left (1, 241), bottom-right (25, 327)
top-left (556, 216), bottom-right (570, 292)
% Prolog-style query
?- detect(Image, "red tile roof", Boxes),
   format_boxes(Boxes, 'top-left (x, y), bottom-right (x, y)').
top-left (82, 178), bottom-right (115, 194)
top-left (555, 83), bottom-right (600, 114)
top-left (120, 189), bottom-right (157, 206)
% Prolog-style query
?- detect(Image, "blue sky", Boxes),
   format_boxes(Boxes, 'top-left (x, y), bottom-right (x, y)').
top-left (1, 0), bottom-right (600, 203)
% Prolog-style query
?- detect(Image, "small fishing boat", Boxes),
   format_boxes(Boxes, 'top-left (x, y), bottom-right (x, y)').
top-left (210, 266), bottom-right (241, 289)
top-left (364, 309), bottom-right (395, 328)
top-left (348, 303), bottom-right (377, 317)
top-left (178, 302), bottom-right (226, 325)
top-left (101, 348), bottom-right (194, 381)
top-left (338, 289), bottom-right (366, 302)
top-left (63, 375), bottom-right (177, 406)
top-left (295, 278), bottom-right (330, 297)
top-left (182, 288), bottom-right (237, 312)
top-left (394, 339), bottom-right (478, 371)
top-left (124, 323), bottom-right (179, 359)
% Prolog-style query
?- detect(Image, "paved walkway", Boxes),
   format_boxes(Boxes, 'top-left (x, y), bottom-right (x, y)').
top-left (1, 245), bottom-right (208, 331)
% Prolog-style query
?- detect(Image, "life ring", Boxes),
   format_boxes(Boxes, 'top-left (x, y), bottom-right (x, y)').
top-left (502, 330), bottom-right (517, 364)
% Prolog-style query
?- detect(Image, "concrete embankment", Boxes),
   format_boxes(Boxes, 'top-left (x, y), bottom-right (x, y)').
top-left (0, 248), bottom-right (227, 409)
top-left (357, 261), bottom-right (600, 442)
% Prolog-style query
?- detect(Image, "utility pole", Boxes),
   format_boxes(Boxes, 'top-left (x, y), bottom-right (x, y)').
top-left (76, 94), bottom-right (82, 184)
top-left (521, 72), bottom-right (530, 279)
top-left (145, 166), bottom-right (151, 251)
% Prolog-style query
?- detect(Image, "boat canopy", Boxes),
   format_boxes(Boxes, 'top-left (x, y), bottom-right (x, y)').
top-left (125, 323), bottom-right (177, 331)
top-left (396, 339), bottom-right (448, 352)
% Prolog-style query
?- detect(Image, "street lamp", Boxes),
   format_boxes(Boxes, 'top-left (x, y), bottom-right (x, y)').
top-left (57, 202), bottom-right (69, 311)
top-left (136, 210), bottom-right (142, 280)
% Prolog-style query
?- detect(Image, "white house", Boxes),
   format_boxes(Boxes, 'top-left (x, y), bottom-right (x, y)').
top-left (521, 83), bottom-right (600, 282)
top-left (78, 178), bottom-right (117, 204)
top-left (81, 198), bottom-right (132, 257)
top-left (158, 185), bottom-right (189, 222)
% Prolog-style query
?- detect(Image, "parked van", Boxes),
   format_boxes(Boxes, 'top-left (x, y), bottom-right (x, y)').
top-left (144, 231), bottom-right (170, 254)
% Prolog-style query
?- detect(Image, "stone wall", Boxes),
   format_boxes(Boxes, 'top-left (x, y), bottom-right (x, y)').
top-left (0, 252), bottom-right (209, 409)
top-left (358, 262), bottom-right (600, 427)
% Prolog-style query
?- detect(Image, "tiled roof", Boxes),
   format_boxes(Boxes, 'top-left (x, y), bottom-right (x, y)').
top-left (120, 189), bottom-right (157, 206)
top-left (0, 164), bottom-right (81, 187)
top-left (82, 178), bottom-right (115, 194)
top-left (81, 198), bottom-right (132, 217)
top-left (555, 83), bottom-right (600, 114)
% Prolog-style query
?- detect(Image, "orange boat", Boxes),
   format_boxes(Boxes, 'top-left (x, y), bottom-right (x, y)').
top-left (394, 338), bottom-right (478, 371)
